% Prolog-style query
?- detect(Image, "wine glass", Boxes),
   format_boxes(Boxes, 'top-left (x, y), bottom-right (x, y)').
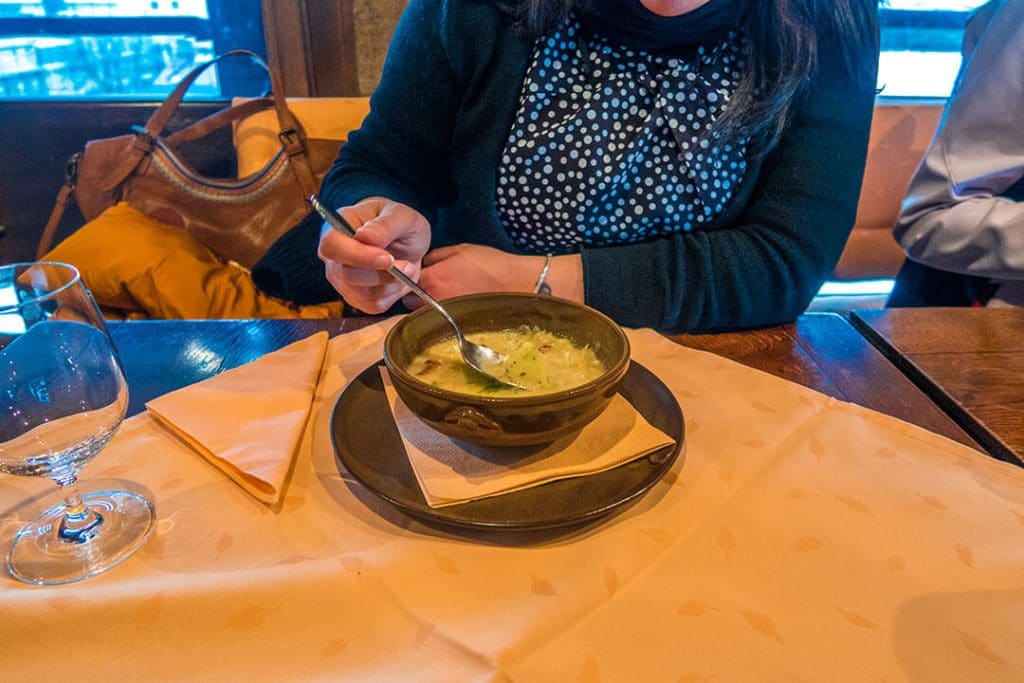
top-left (0, 262), bottom-right (154, 585)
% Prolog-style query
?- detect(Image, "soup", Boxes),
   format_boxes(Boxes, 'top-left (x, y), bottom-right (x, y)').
top-left (405, 326), bottom-right (605, 396)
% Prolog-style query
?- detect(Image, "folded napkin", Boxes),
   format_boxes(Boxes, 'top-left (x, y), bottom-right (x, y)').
top-left (146, 332), bottom-right (329, 505)
top-left (380, 369), bottom-right (676, 507)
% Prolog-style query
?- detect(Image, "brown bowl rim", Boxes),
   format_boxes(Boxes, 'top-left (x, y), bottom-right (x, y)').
top-left (383, 292), bottom-right (631, 405)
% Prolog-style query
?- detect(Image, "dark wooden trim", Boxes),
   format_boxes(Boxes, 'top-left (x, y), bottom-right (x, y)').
top-left (262, 2), bottom-right (311, 96)
top-left (261, 0), bottom-right (359, 97)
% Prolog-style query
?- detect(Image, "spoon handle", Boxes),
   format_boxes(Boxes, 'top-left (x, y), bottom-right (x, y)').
top-left (307, 195), bottom-right (462, 338)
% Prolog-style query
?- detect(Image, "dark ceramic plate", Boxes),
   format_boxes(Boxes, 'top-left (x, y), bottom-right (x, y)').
top-left (330, 360), bottom-right (684, 531)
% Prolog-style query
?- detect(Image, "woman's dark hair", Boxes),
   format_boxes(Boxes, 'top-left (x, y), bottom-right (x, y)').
top-left (498, 0), bottom-right (879, 152)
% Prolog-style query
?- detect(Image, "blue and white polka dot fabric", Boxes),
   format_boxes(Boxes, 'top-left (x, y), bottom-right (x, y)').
top-left (497, 20), bottom-right (748, 253)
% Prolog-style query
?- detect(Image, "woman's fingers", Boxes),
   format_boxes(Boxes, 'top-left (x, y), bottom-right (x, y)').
top-left (324, 261), bottom-right (406, 314)
top-left (336, 259), bottom-right (419, 287)
top-left (319, 239), bottom-right (393, 271)
top-left (355, 202), bottom-right (432, 262)
top-left (401, 258), bottom-right (457, 309)
top-left (346, 285), bottom-right (406, 314)
top-left (317, 197), bottom-right (431, 313)
top-left (318, 217), bottom-right (393, 270)
top-left (335, 265), bottom-right (393, 288)
top-left (401, 292), bottom-right (424, 310)
top-left (323, 256), bottom-right (422, 313)
top-left (319, 201), bottom-right (430, 268)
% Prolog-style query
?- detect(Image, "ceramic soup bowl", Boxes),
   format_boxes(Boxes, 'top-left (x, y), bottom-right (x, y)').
top-left (383, 292), bottom-right (630, 447)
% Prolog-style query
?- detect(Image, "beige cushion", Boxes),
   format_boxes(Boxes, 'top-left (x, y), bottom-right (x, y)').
top-left (232, 96), bottom-right (371, 177)
top-left (833, 103), bottom-right (943, 280)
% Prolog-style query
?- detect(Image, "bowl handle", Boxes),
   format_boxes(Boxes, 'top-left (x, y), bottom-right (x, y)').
top-left (443, 406), bottom-right (503, 438)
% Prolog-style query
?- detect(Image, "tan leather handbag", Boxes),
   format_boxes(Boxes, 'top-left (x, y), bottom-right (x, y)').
top-left (38, 50), bottom-right (341, 269)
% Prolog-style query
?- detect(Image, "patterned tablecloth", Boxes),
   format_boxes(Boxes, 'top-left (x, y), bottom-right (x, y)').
top-left (2, 320), bottom-right (1022, 682)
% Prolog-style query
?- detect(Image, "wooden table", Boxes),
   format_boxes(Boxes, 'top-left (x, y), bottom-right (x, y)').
top-left (108, 312), bottom-right (979, 450)
top-left (852, 307), bottom-right (1023, 464)
top-left (7, 313), bottom-right (1021, 682)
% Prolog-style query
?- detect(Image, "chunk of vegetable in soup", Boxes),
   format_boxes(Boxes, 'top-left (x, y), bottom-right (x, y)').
top-left (406, 326), bottom-right (605, 395)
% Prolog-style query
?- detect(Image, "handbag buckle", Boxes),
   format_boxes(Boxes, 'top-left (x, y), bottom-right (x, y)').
top-left (278, 128), bottom-right (305, 155)
top-left (64, 152), bottom-right (81, 190)
top-left (130, 125), bottom-right (155, 146)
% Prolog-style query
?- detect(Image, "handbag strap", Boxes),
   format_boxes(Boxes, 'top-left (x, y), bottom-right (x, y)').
top-left (164, 97), bottom-right (275, 146)
top-left (101, 50), bottom-right (319, 195)
top-left (146, 51), bottom-right (317, 197)
top-left (278, 126), bottom-right (319, 199)
top-left (142, 50), bottom-right (300, 140)
top-left (176, 51), bottom-right (319, 197)
top-left (165, 94), bottom-right (320, 194)
top-left (37, 182), bottom-right (74, 259)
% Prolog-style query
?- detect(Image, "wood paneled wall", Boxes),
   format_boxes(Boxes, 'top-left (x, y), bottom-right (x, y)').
top-left (262, 0), bottom-right (407, 97)
top-left (352, 0), bottom-right (409, 95)
top-left (261, 0), bottom-right (360, 97)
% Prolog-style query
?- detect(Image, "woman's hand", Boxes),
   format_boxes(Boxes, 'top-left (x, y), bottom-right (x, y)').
top-left (402, 244), bottom-right (584, 309)
top-left (317, 197), bottom-right (431, 314)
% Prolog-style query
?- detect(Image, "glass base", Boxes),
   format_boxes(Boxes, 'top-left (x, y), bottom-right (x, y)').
top-left (7, 490), bottom-right (155, 586)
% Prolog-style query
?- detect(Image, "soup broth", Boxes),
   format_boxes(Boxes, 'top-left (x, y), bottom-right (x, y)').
top-left (406, 326), bottom-right (605, 395)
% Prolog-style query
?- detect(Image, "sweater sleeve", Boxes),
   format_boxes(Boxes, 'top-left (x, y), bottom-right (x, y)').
top-left (318, 0), bottom-right (457, 224)
top-left (581, 29), bottom-right (878, 332)
top-left (892, 0), bottom-right (1024, 281)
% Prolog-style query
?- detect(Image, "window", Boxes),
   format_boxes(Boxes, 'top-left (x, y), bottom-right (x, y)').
top-left (878, 0), bottom-right (990, 98)
top-left (0, 1), bottom-right (265, 100)
top-left (3, 1), bottom-right (994, 102)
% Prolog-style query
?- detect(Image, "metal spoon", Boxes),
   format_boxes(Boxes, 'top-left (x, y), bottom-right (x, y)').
top-left (308, 195), bottom-right (525, 390)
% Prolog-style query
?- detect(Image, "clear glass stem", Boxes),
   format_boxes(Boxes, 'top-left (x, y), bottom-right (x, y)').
top-left (57, 489), bottom-right (104, 543)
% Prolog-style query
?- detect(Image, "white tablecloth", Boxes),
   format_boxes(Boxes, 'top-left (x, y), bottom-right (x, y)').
top-left (2, 321), bottom-right (1022, 682)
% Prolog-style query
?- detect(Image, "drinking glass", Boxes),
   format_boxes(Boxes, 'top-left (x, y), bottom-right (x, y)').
top-left (0, 262), bottom-right (154, 585)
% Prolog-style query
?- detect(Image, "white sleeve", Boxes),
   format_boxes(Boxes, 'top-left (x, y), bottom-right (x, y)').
top-left (893, 0), bottom-right (1024, 281)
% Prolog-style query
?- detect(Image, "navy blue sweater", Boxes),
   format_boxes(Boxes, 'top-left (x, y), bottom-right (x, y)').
top-left (264, 0), bottom-right (877, 332)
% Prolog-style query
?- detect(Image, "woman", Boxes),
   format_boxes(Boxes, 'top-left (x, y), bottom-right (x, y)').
top-left (305, 0), bottom-right (879, 330)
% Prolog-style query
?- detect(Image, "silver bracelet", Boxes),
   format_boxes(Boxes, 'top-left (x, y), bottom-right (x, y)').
top-left (533, 252), bottom-right (553, 295)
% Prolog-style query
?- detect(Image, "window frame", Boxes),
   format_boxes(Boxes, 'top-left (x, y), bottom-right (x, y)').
top-left (877, 3), bottom-right (988, 100)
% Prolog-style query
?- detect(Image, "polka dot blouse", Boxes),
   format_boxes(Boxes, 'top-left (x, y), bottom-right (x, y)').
top-left (496, 19), bottom-right (748, 253)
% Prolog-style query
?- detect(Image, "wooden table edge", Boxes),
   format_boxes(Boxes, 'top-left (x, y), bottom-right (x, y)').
top-left (850, 310), bottom-right (1021, 465)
